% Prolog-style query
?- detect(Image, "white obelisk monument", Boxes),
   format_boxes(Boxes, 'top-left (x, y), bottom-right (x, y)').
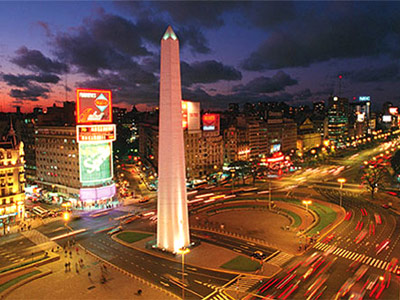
top-left (157, 26), bottom-right (190, 252)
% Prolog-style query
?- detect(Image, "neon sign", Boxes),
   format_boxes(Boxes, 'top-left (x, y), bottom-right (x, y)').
top-left (76, 89), bottom-right (112, 124)
top-left (359, 96), bottom-right (370, 101)
top-left (76, 124), bottom-right (116, 143)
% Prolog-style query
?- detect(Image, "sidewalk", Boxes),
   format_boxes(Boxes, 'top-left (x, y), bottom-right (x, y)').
top-left (6, 244), bottom-right (176, 300)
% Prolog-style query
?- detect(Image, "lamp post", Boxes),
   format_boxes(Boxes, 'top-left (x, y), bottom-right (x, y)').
top-left (268, 180), bottom-right (272, 210)
top-left (337, 178), bottom-right (346, 207)
top-left (177, 247), bottom-right (190, 300)
top-left (302, 200), bottom-right (312, 213)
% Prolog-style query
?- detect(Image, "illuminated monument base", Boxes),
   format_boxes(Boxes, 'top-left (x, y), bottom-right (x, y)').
top-left (157, 26), bottom-right (190, 253)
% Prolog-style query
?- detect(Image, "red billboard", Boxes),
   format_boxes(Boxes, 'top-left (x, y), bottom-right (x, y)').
top-left (202, 114), bottom-right (220, 131)
top-left (76, 89), bottom-right (112, 124)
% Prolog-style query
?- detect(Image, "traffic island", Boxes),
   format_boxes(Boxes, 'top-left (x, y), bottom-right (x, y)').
top-left (115, 231), bottom-right (152, 243)
top-left (220, 256), bottom-right (261, 272)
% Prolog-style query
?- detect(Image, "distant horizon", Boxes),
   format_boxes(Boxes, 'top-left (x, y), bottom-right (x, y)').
top-left (1, 2), bottom-right (400, 114)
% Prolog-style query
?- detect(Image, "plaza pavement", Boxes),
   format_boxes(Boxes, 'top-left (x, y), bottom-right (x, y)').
top-left (6, 245), bottom-right (177, 300)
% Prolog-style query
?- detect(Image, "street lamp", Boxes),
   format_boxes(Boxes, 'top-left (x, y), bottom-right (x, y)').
top-left (177, 247), bottom-right (190, 300)
top-left (302, 200), bottom-right (312, 212)
top-left (337, 178), bottom-right (346, 207)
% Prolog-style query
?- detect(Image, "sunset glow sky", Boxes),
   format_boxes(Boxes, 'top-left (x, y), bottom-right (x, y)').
top-left (1, 1), bottom-right (400, 113)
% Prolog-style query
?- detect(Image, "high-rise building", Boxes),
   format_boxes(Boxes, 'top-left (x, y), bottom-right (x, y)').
top-left (157, 26), bottom-right (190, 252)
top-left (327, 96), bottom-right (349, 141)
top-left (0, 122), bottom-right (25, 231)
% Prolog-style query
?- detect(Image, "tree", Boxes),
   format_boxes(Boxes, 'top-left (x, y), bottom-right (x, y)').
top-left (360, 161), bottom-right (390, 199)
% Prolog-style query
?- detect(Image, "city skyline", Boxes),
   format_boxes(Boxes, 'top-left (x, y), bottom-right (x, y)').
top-left (1, 1), bottom-right (400, 113)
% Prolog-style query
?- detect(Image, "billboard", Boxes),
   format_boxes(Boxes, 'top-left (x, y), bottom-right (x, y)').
top-left (79, 142), bottom-right (113, 184)
top-left (389, 107), bottom-right (399, 115)
top-left (382, 115), bottom-right (392, 123)
top-left (270, 144), bottom-right (281, 154)
top-left (80, 184), bottom-right (116, 201)
top-left (357, 112), bottom-right (365, 122)
top-left (182, 100), bottom-right (200, 130)
top-left (202, 113), bottom-right (220, 131)
top-left (77, 124), bottom-right (116, 143)
top-left (76, 89), bottom-right (112, 124)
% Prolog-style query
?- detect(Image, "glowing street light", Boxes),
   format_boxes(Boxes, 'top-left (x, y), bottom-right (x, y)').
top-left (337, 178), bottom-right (346, 207)
top-left (63, 212), bottom-right (70, 221)
top-left (177, 247), bottom-right (190, 300)
top-left (302, 200), bottom-right (312, 212)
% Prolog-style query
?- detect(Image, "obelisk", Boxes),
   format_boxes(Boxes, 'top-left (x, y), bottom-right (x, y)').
top-left (157, 26), bottom-right (190, 252)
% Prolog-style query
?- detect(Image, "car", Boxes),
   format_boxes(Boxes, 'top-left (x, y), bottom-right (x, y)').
top-left (252, 250), bottom-right (267, 260)
top-left (381, 204), bottom-right (391, 209)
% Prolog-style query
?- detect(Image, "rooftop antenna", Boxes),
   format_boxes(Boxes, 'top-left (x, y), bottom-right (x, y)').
top-left (338, 75), bottom-right (343, 97)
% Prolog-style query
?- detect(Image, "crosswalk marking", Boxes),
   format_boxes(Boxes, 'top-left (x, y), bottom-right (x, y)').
top-left (373, 260), bottom-right (379, 267)
top-left (267, 252), bottom-right (294, 267)
top-left (313, 242), bottom-right (398, 273)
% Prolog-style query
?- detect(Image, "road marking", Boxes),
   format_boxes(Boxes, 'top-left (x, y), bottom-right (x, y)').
top-left (348, 253), bottom-right (356, 260)
top-left (381, 262), bottom-right (387, 270)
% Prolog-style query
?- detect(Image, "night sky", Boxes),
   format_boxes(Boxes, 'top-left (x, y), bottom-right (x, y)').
top-left (1, 1), bottom-right (400, 113)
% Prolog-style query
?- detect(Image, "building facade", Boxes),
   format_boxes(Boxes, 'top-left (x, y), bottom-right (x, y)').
top-left (0, 127), bottom-right (25, 230)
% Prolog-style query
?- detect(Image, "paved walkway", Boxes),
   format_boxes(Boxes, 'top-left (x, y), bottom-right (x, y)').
top-left (7, 245), bottom-right (176, 300)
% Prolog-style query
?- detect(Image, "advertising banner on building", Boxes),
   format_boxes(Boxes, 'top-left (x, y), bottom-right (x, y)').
top-left (77, 124), bottom-right (116, 143)
top-left (202, 113), bottom-right (220, 131)
top-left (76, 89), bottom-right (112, 124)
top-left (79, 142), bottom-right (113, 184)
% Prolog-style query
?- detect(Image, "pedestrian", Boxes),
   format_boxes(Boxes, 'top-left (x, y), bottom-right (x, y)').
top-left (69, 251), bottom-right (72, 258)
top-left (68, 262), bottom-right (71, 271)
top-left (64, 250), bottom-right (67, 258)
top-left (75, 262), bottom-right (79, 274)
top-left (76, 247), bottom-right (79, 255)
top-left (64, 262), bottom-right (67, 272)
top-left (137, 289), bottom-right (142, 296)
top-left (88, 272), bottom-right (91, 280)
top-left (103, 264), bottom-right (107, 273)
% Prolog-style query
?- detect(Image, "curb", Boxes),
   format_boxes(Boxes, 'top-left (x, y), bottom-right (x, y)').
top-left (78, 244), bottom-right (180, 300)
top-left (0, 269), bottom-right (52, 299)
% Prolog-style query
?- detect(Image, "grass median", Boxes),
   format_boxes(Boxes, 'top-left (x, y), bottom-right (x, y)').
top-left (220, 255), bottom-right (261, 272)
top-left (116, 231), bottom-right (153, 243)
top-left (0, 270), bottom-right (41, 293)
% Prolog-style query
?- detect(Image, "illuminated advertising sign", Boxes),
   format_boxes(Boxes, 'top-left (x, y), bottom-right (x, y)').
top-left (359, 96), bottom-right (370, 101)
top-left (79, 142), bottom-right (113, 184)
top-left (202, 113), bottom-right (220, 131)
top-left (80, 184), bottom-right (116, 201)
top-left (357, 112), bottom-right (365, 122)
top-left (182, 100), bottom-right (200, 130)
top-left (382, 115), bottom-right (392, 123)
top-left (270, 144), bottom-right (281, 154)
top-left (76, 89), bottom-right (112, 124)
top-left (182, 101), bottom-right (188, 129)
top-left (77, 124), bottom-right (116, 143)
top-left (389, 107), bottom-right (399, 115)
